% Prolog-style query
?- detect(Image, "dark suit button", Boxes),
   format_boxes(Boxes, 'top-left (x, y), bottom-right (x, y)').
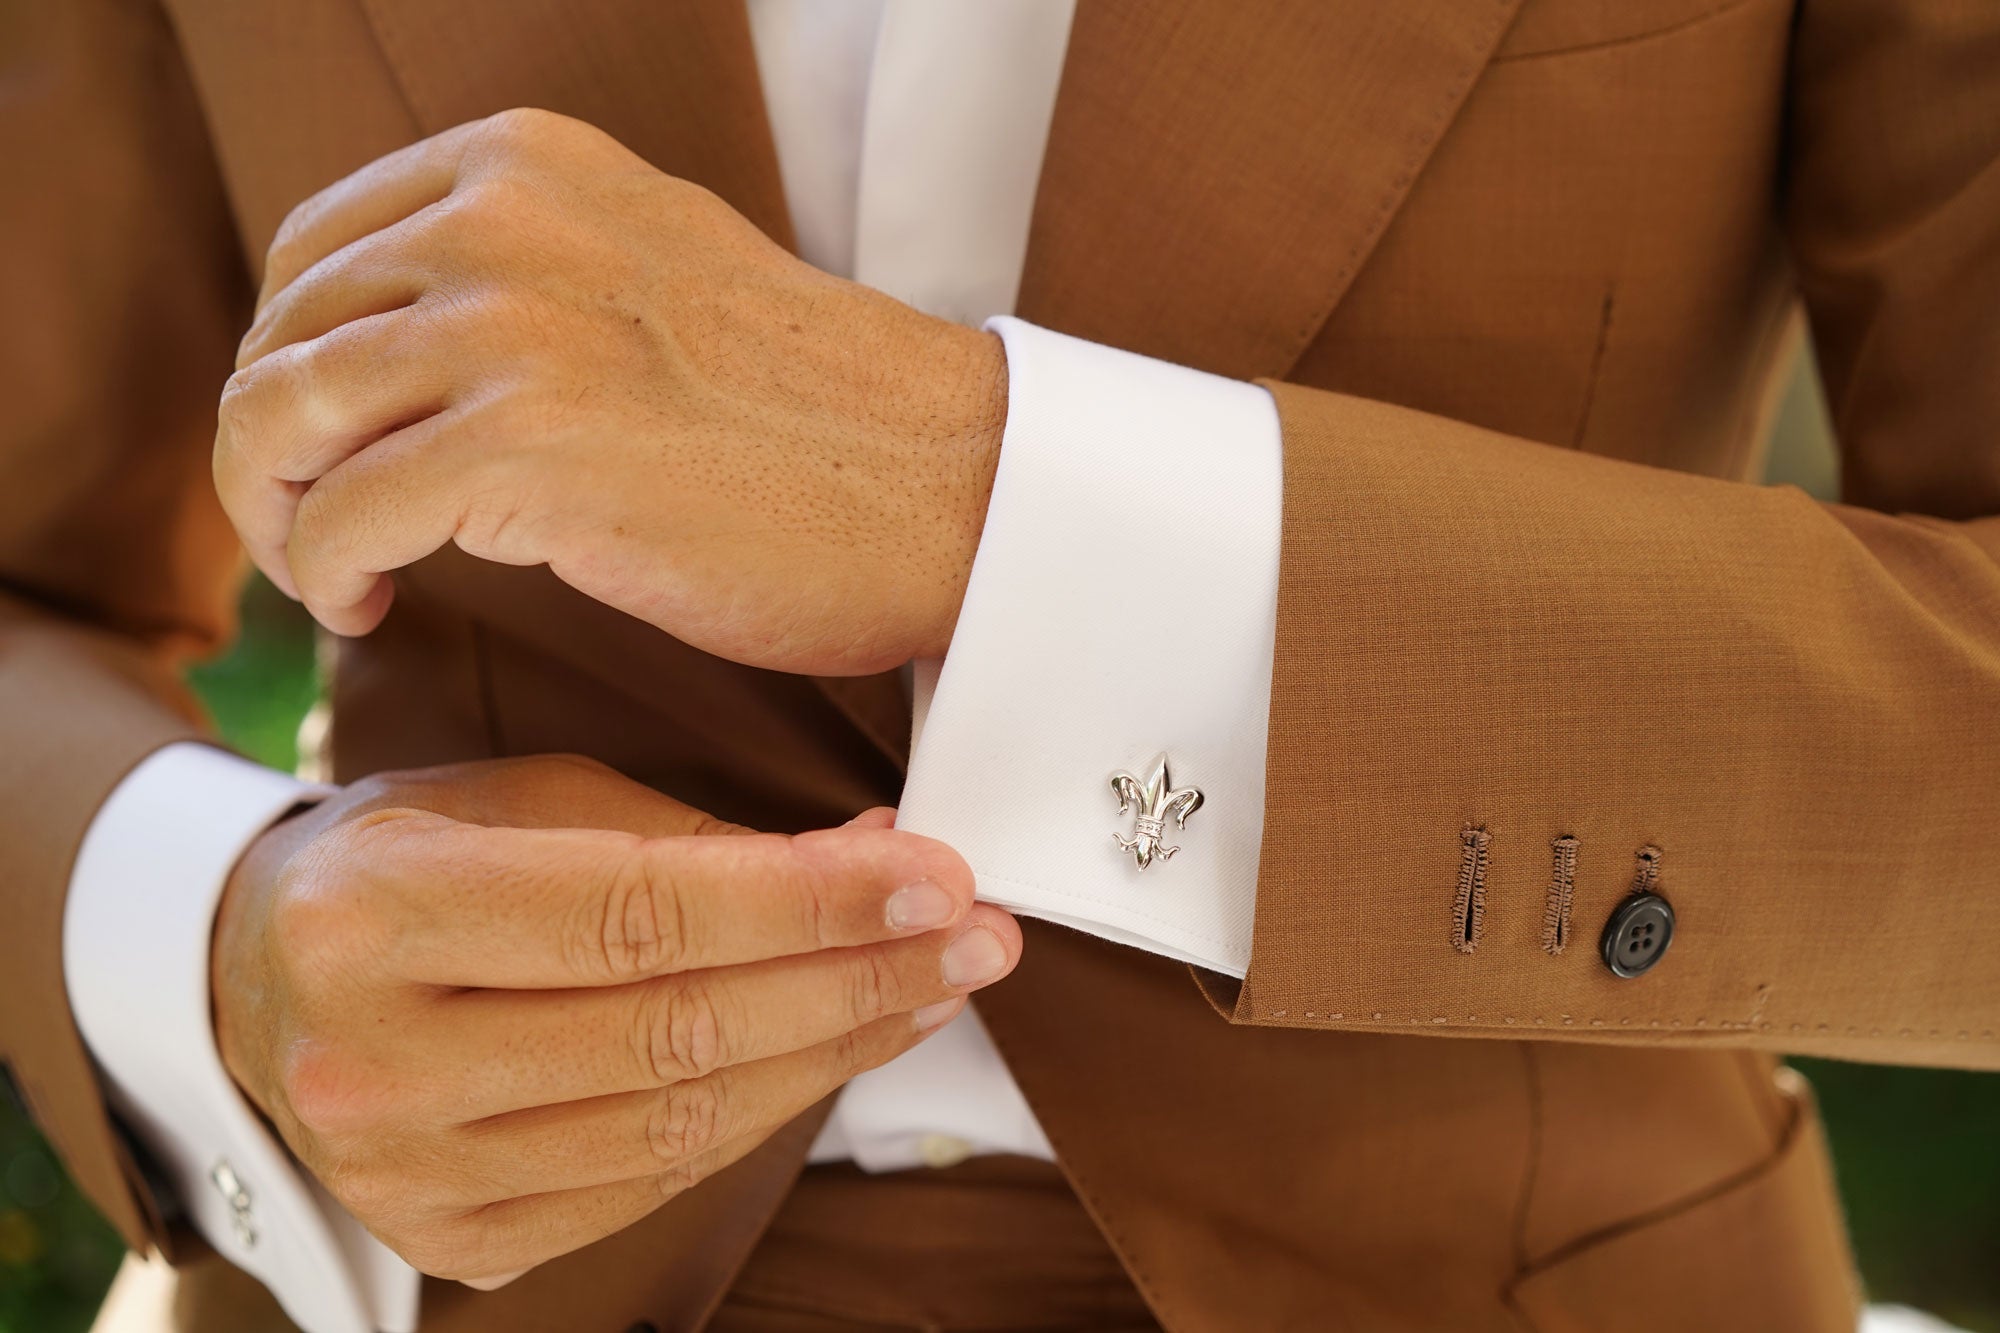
top-left (626, 1324), bottom-right (658, 1333)
top-left (1600, 893), bottom-right (1674, 978)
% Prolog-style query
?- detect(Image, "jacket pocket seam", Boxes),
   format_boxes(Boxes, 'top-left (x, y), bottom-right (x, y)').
top-left (1492, 0), bottom-right (1765, 64)
top-left (1507, 1079), bottom-right (1807, 1285)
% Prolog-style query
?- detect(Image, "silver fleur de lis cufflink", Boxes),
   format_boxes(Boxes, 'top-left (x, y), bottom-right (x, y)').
top-left (1110, 754), bottom-right (1203, 870)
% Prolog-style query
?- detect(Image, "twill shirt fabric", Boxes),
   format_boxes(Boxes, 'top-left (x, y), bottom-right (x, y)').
top-left (7, 0), bottom-right (2000, 1330)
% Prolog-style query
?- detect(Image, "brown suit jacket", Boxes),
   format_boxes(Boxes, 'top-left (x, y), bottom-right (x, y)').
top-left (6, 0), bottom-right (1997, 1328)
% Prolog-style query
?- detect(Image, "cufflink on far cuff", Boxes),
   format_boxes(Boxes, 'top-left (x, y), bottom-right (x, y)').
top-left (1109, 754), bottom-right (1204, 871)
top-left (210, 1158), bottom-right (257, 1248)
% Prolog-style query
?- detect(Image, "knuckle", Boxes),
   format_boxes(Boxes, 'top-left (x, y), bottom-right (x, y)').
top-left (545, 752), bottom-right (616, 782)
top-left (215, 367), bottom-right (258, 440)
top-left (655, 177), bottom-right (728, 236)
top-left (461, 173), bottom-right (539, 226)
top-left (789, 857), bottom-right (835, 951)
top-left (347, 1164), bottom-right (480, 1275)
top-left (326, 1157), bottom-right (410, 1225)
top-left (638, 981), bottom-right (726, 1083)
top-left (266, 870), bottom-right (366, 981)
top-left (279, 1042), bottom-right (385, 1142)
top-left (269, 812), bottom-right (414, 974)
top-left (653, 1157), bottom-right (708, 1204)
top-left (761, 835), bottom-right (834, 950)
top-left (475, 106), bottom-right (606, 164)
top-left (452, 490), bottom-right (530, 563)
top-left (391, 1220), bottom-right (480, 1281)
top-left (582, 847), bottom-right (686, 981)
top-left (496, 752), bottom-right (621, 804)
top-left (684, 812), bottom-right (751, 840)
top-left (827, 1026), bottom-right (876, 1081)
top-left (646, 1081), bottom-right (724, 1165)
top-left (843, 946), bottom-right (901, 1025)
top-left (288, 476), bottom-right (346, 567)
top-left (216, 360), bottom-right (278, 446)
top-left (265, 198), bottom-right (322, 279)
top-left (331, 804), bottom-right (420, 859)
top-left (832, 1017), bottom-right (905, 1080)
top-left (479, 105), bottom-right (560, 149)
top-left (264, 885), bottom-right (325, 973)
top-left (532, 754), bottom-right (633, 802)
top-left (221, 346), bottom-right (316, 452)
top-left (333, 773), bottom-right (408, 815)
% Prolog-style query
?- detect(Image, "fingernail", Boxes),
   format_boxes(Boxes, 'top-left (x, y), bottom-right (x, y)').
top-left (886, 880), bottom-right (955, 931)
top-left (941, 926), bottom-right (1008, 988)
top-left (913, 998), bottom-right (964, 1031)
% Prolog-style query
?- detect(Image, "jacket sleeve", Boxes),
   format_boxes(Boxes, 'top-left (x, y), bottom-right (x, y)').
top-left (0, 0), bottom-right (252, 1249)
top-left (1226, 0), bottom-right (2000, 1070)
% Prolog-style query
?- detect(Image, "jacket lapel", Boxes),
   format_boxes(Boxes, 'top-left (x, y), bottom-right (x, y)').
top-left (1016, 0), bottom-right (1527, 381)
top-left (353, 0), bottom-right (793, 248)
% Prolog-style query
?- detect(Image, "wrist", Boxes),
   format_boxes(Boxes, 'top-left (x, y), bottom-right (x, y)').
top-left (913, 324), bottom-right (1008, 659)
top-left (211, 794), bottom-right (333, 1116)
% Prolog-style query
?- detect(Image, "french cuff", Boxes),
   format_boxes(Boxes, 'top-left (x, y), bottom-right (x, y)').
top-left (898, 317), bottom-right (1282, 978)
top-left (62, 742), bottom-right (419, 1333)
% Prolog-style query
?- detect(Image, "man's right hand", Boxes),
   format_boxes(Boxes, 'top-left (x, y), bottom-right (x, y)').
top-left (211, 755), bottom-right (1019, 1287)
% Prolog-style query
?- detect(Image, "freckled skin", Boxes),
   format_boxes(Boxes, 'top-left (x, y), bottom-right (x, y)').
top-left (215, 107), bottom-right (1009, 676)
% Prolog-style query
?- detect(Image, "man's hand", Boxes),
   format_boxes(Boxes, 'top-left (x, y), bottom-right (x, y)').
top-left (212, 755), bottom-right (1020, 1285)
top-left (214, 107), bottom-right (1008, 676)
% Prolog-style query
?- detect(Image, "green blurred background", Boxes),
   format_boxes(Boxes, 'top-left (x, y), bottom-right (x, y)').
top-left (2, 354), bottom-right (1996, 1333)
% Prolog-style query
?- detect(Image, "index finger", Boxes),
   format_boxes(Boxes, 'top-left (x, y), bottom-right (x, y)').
top-left (258, 118), bottom-right (487, 309)
top-left (355, 814), bottom-right (977, 987)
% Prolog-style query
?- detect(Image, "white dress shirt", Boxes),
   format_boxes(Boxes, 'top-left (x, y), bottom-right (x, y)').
top-left (61, 3), bottom-right (1283, 1329)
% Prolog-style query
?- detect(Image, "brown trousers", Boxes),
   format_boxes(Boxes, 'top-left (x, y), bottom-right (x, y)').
top-left (711, 1158), bottom-right (1158, 1333)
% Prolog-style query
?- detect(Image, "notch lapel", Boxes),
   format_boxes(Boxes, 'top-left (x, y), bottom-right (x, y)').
top-left (1017, 0), bottom-right (1527, 381)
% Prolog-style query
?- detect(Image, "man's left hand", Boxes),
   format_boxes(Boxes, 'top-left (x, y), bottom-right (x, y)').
top-left (215, 108), bottom-right (1007, 675)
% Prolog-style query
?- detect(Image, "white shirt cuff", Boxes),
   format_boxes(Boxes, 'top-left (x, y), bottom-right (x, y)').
top-left (898, 317), bottom-right (1282, 978)
top-left (62, 742), bottom-right (419, 1333)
